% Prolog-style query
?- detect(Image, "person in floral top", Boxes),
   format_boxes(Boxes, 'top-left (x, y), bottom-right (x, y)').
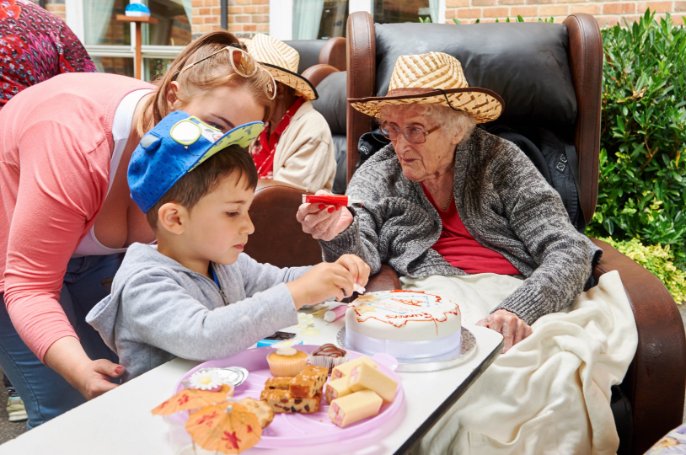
top-left (0, 0), bottom-right (96, 108)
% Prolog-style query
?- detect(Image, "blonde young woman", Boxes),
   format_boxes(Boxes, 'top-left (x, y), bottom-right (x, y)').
top-left (0, 31), bottom-right (276, 427)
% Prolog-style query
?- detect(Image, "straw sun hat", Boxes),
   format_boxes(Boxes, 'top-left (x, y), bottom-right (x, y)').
top-left (246, 34), bottom-right (317, 101)
top-left (349, 52), bottom-right (503, 123)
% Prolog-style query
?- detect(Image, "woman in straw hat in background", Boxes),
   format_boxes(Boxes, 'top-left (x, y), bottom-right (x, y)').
top-left (296, 51), bottom-right (599, 351)
top-left (0, 30), bottom-right (276, 427)
top-left (246, 34), bottom-right (336, 193)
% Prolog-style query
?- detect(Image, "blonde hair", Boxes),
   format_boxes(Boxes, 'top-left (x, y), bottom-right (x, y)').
top-left (136, 31), bottom-right (274, 136)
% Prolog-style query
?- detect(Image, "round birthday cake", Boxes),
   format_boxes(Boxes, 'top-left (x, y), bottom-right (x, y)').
top-left (345, 290), bottom-right (461, 360)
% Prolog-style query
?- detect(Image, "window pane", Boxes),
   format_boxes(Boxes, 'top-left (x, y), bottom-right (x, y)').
top-left (82, 1), bottom-right (191, 47)
top-left (145, 0), bottom-right (192, 46)
top-left (318, 0), bottom-right (348, 39)
top-left (293, 0), bottom-right (347, 39)
top-left (144, 57), bottom-right (174, 81)
top-left (92, 56), bottom-right (134, 77)
top-left (83, 0), bottom-right (129, 45)
top-left (373, 0), bottom-right (432, 23)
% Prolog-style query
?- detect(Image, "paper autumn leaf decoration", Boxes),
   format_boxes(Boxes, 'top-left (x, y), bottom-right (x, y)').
top-left (151, 384), bottom-right (234, 416)
top-left (185, 403), bottom-right (262, 454)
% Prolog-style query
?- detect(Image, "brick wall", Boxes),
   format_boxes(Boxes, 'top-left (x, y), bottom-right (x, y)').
top-left (43, 0), bottom-right (65, 19)
top-left (444, 0), bottom-right (684, 27)
top-left (190, 0), bottom-right (268, 37)
top-left (189, 0), bottom-right (222, 35)
top-left (37, 1), bottom-right (686, 38)
top-left (227, 0), bottom-right (269, 36)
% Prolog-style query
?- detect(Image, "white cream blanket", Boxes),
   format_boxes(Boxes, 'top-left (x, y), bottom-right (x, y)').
top-left (401, 270), bottom-right (637, 454)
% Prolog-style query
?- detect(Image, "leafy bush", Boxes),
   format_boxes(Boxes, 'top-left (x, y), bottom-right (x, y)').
top-left (597, 237), bottom-right (686, 304)
top-left (587, 11), bottom-right (686, 267)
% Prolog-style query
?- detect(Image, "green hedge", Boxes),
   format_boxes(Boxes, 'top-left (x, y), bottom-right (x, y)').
top-left (587, 11), bottom-right (686, 270)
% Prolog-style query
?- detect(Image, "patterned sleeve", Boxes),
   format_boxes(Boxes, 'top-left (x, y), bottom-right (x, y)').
top-left (57, 13), bottom-right (97, 73)
top-left (0, 1), bottom-right (95, 107)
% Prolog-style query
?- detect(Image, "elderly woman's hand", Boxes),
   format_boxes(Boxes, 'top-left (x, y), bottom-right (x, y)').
top-left (477, 309), bottom-right (532, 353)
top-left (296, 191), bottom-right (354, 241)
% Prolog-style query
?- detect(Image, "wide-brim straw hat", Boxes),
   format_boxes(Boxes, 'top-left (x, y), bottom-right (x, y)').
top-left (246, 34), bottom-right (318, 101)
top-left (349, 52), bottom-right (503, 123)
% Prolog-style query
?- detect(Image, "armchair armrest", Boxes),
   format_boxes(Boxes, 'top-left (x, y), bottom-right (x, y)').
top-left (302, 63), bottom-right (339, 88)
top-left (319, 36), bottom-right (346, 71)
top-left (245, 179), bottom-right (323, 267)
top-left (592, 238), bottom-right (686, 454)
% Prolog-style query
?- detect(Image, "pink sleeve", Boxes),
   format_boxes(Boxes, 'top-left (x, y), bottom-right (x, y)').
top-left (4, 119), bottom-right (109, 361)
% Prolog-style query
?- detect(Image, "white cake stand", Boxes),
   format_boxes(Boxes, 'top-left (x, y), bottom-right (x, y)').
top-left (337, 326), bottom-right (478, 373)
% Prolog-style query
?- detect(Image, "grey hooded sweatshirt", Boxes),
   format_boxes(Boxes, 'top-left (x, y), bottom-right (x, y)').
top-left (86, 243), bottom-right (309, 381)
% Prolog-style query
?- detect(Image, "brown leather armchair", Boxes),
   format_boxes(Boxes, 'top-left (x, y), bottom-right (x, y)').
top-left (286, 37), bottom-right (346, 73)
top-left (345, 11), bottom-right (685, 454)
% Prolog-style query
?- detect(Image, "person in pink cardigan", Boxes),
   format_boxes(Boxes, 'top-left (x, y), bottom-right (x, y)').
top-left (0, 30), bottom-right (276, 427)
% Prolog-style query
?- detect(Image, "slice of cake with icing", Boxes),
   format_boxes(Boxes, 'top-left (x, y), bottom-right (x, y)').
top-left (345, 290), bottom-right (461, 360)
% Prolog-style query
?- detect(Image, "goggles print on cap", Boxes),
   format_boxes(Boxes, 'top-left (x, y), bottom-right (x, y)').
top-left (128, 111), bottom-right (265, 213)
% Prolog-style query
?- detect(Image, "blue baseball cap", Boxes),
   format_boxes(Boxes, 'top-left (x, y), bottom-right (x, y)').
top-left (128, 111), bottom-right (264, 213)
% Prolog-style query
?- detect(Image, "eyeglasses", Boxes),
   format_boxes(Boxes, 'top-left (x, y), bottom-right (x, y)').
top-left (174, 45), bottom-right (277, 101)
top-left (379, 121), bottom-right (441, 144)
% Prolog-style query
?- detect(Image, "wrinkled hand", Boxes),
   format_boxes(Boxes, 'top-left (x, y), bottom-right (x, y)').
top-left (74, 358), bottom-right (125, 399)
top-left (477, 309), bottom-right (532, 353)
top-left (296, 191), bottom-right (354, 241)
top-left (287, 254), bottom-right (369, 308)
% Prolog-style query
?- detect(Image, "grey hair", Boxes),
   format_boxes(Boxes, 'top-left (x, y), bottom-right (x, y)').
top-left (378, 104), bottom-right (476, 142)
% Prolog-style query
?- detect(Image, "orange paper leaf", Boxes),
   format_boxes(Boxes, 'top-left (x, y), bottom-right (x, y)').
top-left (185, 403), bottom-right (261, 454)
top-left (151, 384), bottom-right (234, 416)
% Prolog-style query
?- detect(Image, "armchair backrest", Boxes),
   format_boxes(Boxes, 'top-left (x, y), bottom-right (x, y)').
top-left (346, 12), bottom-right (602, 226)
top-left (286, 36), bottom-right (346, 73)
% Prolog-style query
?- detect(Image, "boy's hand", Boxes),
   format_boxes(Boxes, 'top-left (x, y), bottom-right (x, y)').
top-left (296, 190), bottom-right (354, 241)
top-left (287, 255), bottom-right (370, 309)
top-left (335, 254), bottom-right (370, 290)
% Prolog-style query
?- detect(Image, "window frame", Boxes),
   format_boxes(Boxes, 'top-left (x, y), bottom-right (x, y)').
top-left (65, 0), bottom-right (185, 79)
top-left (268, 0), bottom-right (445, 40)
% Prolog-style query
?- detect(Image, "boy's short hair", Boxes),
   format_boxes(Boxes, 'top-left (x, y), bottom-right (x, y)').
top-left (128, 110), bottom-right (264, 217)
top-left (145, 145), bottom-right (257, 228)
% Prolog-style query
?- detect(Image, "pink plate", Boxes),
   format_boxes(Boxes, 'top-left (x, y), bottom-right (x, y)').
top-left (171, 345), bottom-right (404, 448)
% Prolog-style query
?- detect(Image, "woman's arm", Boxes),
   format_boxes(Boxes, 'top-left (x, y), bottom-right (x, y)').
top-left (3, 119), bottom-right (122, 397)
top-left (44, 338), bottom-right (123, 399)
top-left (491, 143), bottom-right (597, 323)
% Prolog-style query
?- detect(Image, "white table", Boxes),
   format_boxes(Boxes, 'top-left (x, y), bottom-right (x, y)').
top-left (0, 308), bottom-right (502, 455)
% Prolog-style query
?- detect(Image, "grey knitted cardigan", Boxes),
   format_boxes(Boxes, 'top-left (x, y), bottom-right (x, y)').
top-left (321, 128), bottom-right (600, 324)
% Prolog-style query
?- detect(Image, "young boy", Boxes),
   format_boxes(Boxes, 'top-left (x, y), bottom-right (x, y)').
top-left (86, 111), bottom-right (369, 381)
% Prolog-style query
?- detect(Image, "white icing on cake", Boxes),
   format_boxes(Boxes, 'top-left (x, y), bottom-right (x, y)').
top-left (345, 290), bottom-right (461, 359)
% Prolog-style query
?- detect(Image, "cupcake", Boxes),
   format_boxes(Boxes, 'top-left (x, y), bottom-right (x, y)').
top-left (308, 343), bottom-right (348, 374)
top-left (266, 347), bottom-right (308, 377)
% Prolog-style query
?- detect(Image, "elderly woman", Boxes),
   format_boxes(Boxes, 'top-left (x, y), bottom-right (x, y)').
top-left (296, 51), bottom-right (599, 351)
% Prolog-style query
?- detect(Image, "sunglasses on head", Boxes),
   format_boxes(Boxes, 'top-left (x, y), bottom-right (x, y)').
top-left (173, 44), bottom-right (277, 100)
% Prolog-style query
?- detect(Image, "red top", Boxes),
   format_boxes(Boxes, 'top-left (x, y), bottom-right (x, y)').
top-left (251, 97), bottom-right (306, 178)
top-left (423, 186), bottom-right (520, 275)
